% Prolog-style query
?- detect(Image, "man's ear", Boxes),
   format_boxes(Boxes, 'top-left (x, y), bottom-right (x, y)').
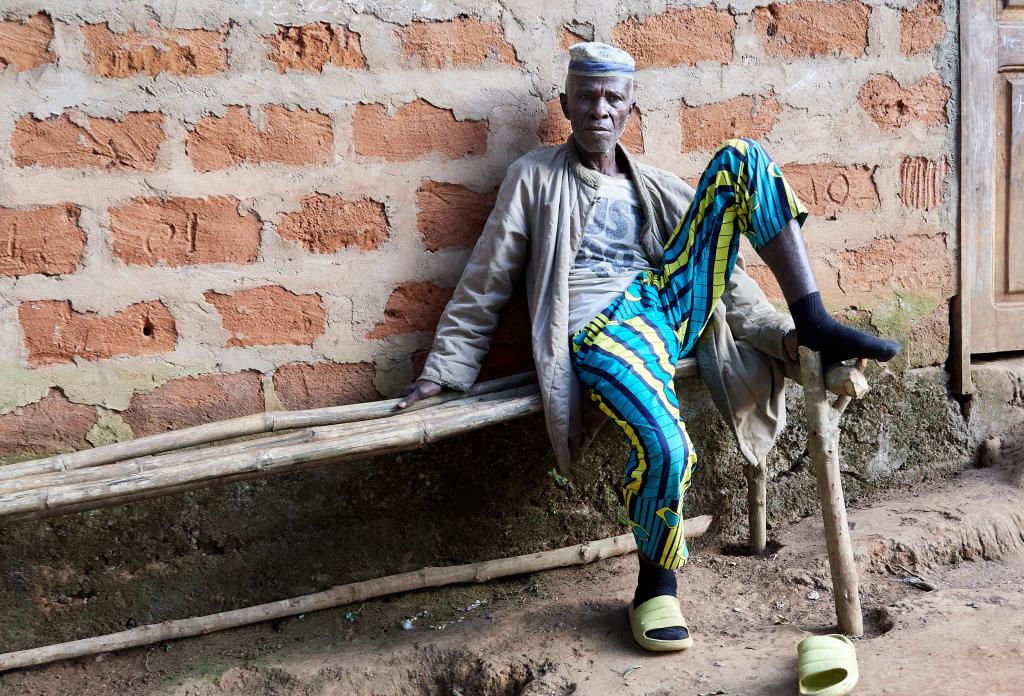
top-left (559, 93), bottom-right (570, 119)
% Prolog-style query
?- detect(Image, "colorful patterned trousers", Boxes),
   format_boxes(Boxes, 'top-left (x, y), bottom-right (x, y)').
top-left (570, 139), bottom-right (808, 570)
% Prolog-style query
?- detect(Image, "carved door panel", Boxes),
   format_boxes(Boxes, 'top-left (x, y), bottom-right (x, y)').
top-left (960, 0), bottom-right (1024, 378)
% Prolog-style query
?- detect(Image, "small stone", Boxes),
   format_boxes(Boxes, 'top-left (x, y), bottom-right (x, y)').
top-left (807, 590), bottom-right (821, 601)
top-left (401, 618), bottom-right (414, 630)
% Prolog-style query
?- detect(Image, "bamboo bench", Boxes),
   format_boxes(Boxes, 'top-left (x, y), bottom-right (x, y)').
top-left (0, 349), bottom-right (868, 670)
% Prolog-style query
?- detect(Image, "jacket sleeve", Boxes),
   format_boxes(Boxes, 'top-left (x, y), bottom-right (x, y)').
top-left (721, 256), bottom-right (796, 364)
top-left (417, 162), bottom-right (532, 391)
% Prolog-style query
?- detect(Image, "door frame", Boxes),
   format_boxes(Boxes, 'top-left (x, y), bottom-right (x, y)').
top-left (956, 0), bottom-right (1001, 395)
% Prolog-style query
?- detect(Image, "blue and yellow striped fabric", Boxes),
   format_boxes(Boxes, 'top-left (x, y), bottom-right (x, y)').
top-left (570, 138), bottom-right (807, 569)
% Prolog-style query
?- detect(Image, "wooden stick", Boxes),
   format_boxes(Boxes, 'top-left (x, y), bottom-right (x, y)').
top-left (0, 388), bottom-right (543, 519)
top-left (832, 359), bottom-right (869, 419)
top-left (825, 361), bottom-right (869, 401)
top-left (745, 463), bottom-right (768, 555)
top-left (741, 362), bottom-right (867, 555)
top-left (0, 515), bottom-right (713, 673)
top-left (799, 347), bottom-right (863, 637)
top-left (0, 372), bottom-right (539, 483)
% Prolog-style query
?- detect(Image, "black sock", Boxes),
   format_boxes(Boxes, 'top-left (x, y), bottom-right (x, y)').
top-left (633, 555), bottom-right (687, 641)
top-left (789, 292), bottom-right (901, 365)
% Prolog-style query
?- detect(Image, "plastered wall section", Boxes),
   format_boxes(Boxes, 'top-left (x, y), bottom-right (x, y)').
top-left (0, 0), bottom-right (958, 462)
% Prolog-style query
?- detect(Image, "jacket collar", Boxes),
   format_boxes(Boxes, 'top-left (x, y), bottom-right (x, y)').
top-left (565, 134), bottom-right (664, 264)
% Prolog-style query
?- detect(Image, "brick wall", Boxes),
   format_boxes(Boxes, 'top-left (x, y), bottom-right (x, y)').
top-left (0, 1), bottom-right (957, 460)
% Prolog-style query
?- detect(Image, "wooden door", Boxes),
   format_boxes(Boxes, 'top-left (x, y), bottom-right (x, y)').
top-left (958, 0), bottom-right (1024, 391)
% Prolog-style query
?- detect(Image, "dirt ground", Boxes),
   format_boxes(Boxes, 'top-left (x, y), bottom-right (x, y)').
top-left (2, 467), bottom-right (1023, 696)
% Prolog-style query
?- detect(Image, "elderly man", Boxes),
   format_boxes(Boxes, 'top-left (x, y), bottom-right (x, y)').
top-left (397, 43), bottom-right (898, 652)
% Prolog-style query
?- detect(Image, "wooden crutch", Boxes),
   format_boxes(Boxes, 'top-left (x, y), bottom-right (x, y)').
top-left (746, 358), bottom-right (870, 557)
top-left (799, 347), bottom-right (868, 637)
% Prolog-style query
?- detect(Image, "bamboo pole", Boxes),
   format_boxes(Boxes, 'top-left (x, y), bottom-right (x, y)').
top-left (798, 347), bottom-right (863, 637)
top-left (0, 358), bottom-right (869, 521)
top-left (0, 372), bottom-right (539, 483)
top-left (0, 515), bottom-right (713, 673)
top-left (0, 387), bottom-right (524, 498)
top-left (0, 429), bottom-right (316, 496)
top-left (0, 388), bottom-right (543, 519)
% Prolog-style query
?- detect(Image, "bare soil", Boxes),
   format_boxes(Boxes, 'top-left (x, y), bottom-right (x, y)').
top-left (3, 468), bottom-right (1023, 696)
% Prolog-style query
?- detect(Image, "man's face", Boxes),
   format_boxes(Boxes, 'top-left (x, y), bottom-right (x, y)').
top-left (560, 75), bottom-right (634, 154)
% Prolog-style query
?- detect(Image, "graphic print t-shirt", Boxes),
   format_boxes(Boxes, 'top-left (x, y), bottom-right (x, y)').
top-left (567, 173), bottom-right (657, 335)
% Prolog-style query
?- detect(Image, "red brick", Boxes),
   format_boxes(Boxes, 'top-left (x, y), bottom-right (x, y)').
top-left (352, 100), bottom-right (488, 161)
top-left (782, 163), bottom-right (879, 219)
top-left (110, 196), bottom-right (260, 267)
top-left (537, 99), bottom-right (644, 153)
top-left (277, 194), bottom-right (388, 253)
top-left (0, 389), bottom-right (96, 457)
top-left (416, 182), bottom-right (497, 251)
top-left (837, 234), bottom-right (950, 294)
top-left (752, 1), bottom-right (869, 59)
top-left (857, 74), bottom-right (949, 131)
top-left (398, 18), bottom-right (518, 68)
top-left (680, 95), bottom-right (781, 152)
top-left (122, 372), bottom-right (264, 437)
top-left (0, 12), bottom-right (53, 71)
top-left (0, 204), bottom-right (84, 277)
top-left (613, 8), bottom-right (735, 68)
top-left (186, 105), bottom-right (332, 171)
top-left (19, 300), bottom-right (177, 367)
top-left (81, 22), bottom-right (226, 77)
top-left (273, 361), bottom-right (381, 409)
top-left (900, 0), bottom-right (945, 56)
top-left (12, 111), bottom-right (164, 170)
top-left (204, 286), bottom-right (325, 347)
top-left (898, 156), bottom-right (947, 210)
top-left (266, 22), bottom-right (366, 73)
top-left (366, 281), bottom-right (453, 338)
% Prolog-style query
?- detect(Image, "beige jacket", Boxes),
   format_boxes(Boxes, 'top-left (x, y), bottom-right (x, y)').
top-left (420, 137), bottom-right (796, 474)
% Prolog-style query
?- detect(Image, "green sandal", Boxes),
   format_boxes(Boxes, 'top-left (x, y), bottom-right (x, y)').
top-left (798, 634), bottom-right (859, 696)
top-left (628, 595), bottom-right (694, 652)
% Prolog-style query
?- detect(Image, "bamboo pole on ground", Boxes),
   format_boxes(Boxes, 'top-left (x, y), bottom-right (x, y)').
top-left (0, 387), bottom-right (543, 520)
top-left (0, 515), bottom-right (713, 673)
top-left (798, 347), bottom-right (864, 637)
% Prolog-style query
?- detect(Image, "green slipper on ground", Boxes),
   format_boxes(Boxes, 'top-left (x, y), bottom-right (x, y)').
top-left (627, 595), bottom-right (694, 652)
top-left (798, 633), bottom-right (859, 696)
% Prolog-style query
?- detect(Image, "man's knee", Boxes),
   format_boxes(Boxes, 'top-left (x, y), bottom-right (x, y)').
top-left (714, 137), bottom-right (768, 160)
top-left (636, 436), bottom-right (692, 497)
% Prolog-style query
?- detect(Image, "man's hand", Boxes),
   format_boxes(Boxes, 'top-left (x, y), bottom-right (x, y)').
top-left (396, 379), bottom-right (442, 409)
top-left (784, 329), bottom-right (799, 362)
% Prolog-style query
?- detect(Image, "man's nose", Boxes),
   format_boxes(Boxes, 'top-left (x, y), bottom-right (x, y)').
top-left (588, 99), bottom-right (611, 120)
